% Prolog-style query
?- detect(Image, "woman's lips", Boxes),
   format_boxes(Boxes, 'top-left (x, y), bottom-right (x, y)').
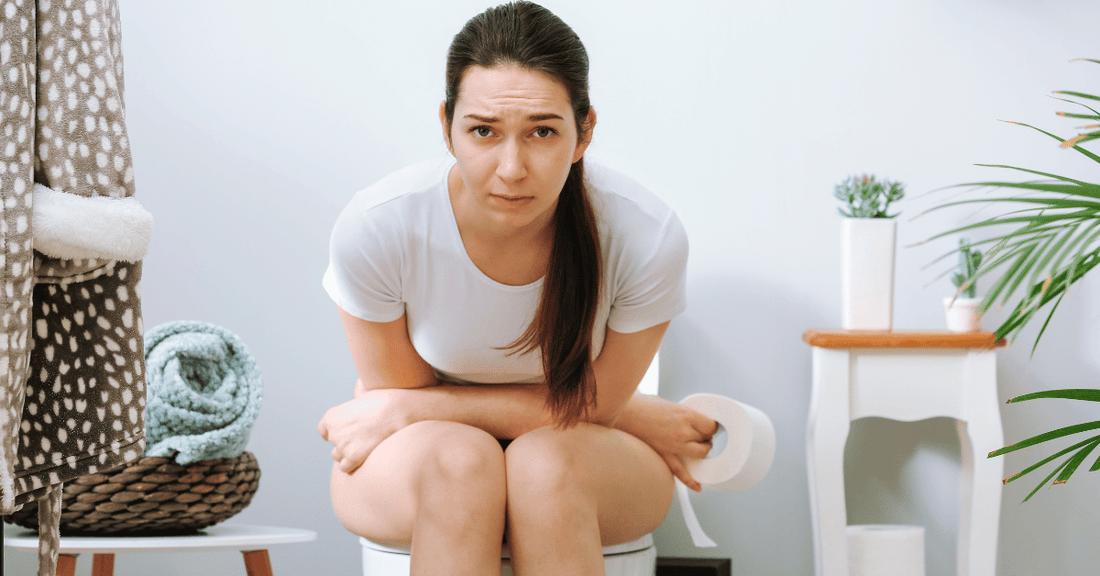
top-left (490, 194), bottom-right (535, 208)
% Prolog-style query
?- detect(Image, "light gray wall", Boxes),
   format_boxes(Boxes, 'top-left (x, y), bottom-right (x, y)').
top-left (6, 0), bottom-right (1100, 574)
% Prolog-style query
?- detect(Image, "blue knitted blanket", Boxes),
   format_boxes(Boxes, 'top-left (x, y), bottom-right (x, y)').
top-left (143, 321), bottom-right (263, 464)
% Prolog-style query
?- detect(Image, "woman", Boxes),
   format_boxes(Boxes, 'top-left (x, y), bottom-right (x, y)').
top-left (318, 2), bottom-right (718, 574)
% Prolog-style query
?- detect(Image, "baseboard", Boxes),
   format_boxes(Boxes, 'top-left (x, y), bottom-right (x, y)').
top-left (656, 557), bottom-right (732, 576)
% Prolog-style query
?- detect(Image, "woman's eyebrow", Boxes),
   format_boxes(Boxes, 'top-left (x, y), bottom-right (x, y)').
top-left (463, 113), bottom-right (565, 123)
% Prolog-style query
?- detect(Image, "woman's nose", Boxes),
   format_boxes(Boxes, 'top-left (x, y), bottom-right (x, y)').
top-left (495, 138), bottom-right (527, 182)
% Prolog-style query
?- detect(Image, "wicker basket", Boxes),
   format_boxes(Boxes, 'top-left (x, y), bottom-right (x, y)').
top-left (5, 451), bottom-right (260, 535)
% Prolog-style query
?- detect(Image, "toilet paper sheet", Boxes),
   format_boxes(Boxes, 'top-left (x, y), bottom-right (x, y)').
top-left (675, 393), bottom-right (776, 547)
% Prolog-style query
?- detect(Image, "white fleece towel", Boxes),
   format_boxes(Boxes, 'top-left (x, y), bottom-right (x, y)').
top-left (32, 184), bottom-right (154, 262)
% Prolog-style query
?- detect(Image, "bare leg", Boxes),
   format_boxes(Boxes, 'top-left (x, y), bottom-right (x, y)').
top-left (330, 420), bottom-right (507, 576)
top-left (504, 423), bottom-right (674, 576)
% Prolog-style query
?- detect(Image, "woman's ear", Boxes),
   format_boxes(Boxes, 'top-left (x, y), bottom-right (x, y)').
top-left (439, 101), bottom-right (454, 154)
top-left (573, 107), bottom-right (597, 163)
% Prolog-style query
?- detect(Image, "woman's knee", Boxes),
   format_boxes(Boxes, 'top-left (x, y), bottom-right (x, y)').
top-left (329, 420), bottom-right (506, 541)
top-left (409, 420), bottom-right (507, 490)
top-left (505, 423), bottom-right (603, 497)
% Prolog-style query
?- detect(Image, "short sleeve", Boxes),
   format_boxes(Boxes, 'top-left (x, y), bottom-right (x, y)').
top-left (322, 199), bottom-right (406, 323)
top-left (606, 213), bottom-right (689, 333)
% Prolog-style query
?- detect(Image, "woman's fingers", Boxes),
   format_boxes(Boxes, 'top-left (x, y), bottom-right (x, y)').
top-left (664, 454), bottom-right (702, 492)
top-left (690, 411), bottom-right (719, 437)
top-left (690, 440), bottom-right (713, 459)
top-left (338, 457), bottom-right (359, 475)
top-left (318, 418), bottom-right (330, 440)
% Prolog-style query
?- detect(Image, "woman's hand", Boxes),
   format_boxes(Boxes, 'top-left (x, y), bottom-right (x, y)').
top-left (614, 392), bottom-right (719, 492)
top-left (318, 385), bottom-right (411, 474)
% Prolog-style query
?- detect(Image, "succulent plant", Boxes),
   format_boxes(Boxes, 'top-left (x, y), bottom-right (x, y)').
top-left (951, 238), bottom-right (983, 298)
top-left (834, 175), bottom-right (905, 218)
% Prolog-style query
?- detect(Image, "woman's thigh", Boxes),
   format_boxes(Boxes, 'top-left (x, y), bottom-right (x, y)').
top-left (330, 419), bottom-right (506, 545)
top-left (504, 423), bottom-right (675, 546)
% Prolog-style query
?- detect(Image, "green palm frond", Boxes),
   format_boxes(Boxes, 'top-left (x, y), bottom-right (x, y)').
top-left (927, 59), bottom-right (1100, 499)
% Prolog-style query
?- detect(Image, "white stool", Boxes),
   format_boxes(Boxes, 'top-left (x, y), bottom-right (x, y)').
top-left (803, 330), bottom-right (1005, 576)
top-left (4, 523), bottom-right (316, 576)
top-left (359, 355), bottom-right (664, 576)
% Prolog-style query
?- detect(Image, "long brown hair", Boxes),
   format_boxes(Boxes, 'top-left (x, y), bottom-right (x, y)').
top-left (443, 1), bottom-right (601, 427)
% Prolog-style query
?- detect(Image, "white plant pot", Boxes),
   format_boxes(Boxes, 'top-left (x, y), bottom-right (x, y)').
top-left (841, 218), bottom-right (897, 331)
top-left (943, 296), bottom-right (982, 332)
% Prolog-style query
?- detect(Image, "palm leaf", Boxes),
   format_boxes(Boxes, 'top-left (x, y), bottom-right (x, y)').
top-left (1003, 435), bottom-right (1100, 485)
top-left (1024, 458), bottom-right (1074, 502)
top-left (1004, 120), bottom-right (1100, 164)
top-left (1054, 90), bottom-right (1100, 102)
top-left (1071, 132), bottom-right (1100, 146)
top-left (999, 235), bottom-right (1057, 309)
top-left (994, 253), bottom-right (1100, 342)
top-left (983, 245), bottom-right (1036, 308)
top-left (1042, 221), bottom-right (1094, 293)
top-left (1057, 112), bottom-right (1100, 121)
top-left (1031, 292), bottom-right (1066, 357)
top-left (1054, 439), bottom-right (1100, 483)
top-left (972, 164), bottom-right (1092, 186)
top-left (1052, 96), bottom-right (1100, 118)
top-left (1008, 389), bottom-right (1100, 403)
top-left (989, 420), bottom-right (1100, 458)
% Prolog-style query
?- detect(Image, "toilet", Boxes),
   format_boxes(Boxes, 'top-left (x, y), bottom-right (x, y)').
top-left (361, 534), bottom-right (657, 575)
top-left (358, 356), bottom-right (664, 576)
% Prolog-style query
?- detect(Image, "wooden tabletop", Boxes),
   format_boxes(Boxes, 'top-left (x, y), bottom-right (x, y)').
top-left (803, 329), bottom-right (1007, 349)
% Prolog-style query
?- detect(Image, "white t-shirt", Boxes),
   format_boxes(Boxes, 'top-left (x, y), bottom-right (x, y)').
top-left (322, 156), bottom-right (688, 385)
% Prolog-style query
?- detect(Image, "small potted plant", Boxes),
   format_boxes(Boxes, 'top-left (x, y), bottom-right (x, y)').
top-left (835, 175), bottom-right (905, 331)
top-left (944, 238), bottom-right (983, 332)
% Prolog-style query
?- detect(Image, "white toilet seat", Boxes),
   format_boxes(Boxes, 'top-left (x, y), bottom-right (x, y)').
top-left (360, 532), bottom-right (653, 559)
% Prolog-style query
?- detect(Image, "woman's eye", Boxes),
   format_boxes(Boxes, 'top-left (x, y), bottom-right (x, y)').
top-left (533, 127), bottom-right (557, 138)
top-left (471, 126), bottom-right (493, 137)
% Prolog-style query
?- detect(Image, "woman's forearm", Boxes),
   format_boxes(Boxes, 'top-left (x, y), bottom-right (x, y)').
top-left (399, 383), bottom-right (557, 439)
top-left (397, 384), bottom-right (643, 440)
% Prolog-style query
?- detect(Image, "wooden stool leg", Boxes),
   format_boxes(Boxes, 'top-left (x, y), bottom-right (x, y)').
top-left (242, 549), bottom-right (274, 576)
top-left (92, 553), bottom-right (116, 576)
top-left (56, 554), bottom-right (78, 576)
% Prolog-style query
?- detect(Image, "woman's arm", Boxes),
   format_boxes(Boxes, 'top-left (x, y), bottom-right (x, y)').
top-left (337, 307), bottom-right (437, 394)
top-left (395, 321), bottom-right (670, 438)
top-left (320, 307), bottom-right (556, 470)
top-left (392, 320), bottom-right (718, 490)
top-left (321, 308), bottom-right (716, 486)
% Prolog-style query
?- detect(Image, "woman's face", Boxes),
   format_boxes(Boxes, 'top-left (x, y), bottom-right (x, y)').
top-left (443, 65), bottom-right (593, 236)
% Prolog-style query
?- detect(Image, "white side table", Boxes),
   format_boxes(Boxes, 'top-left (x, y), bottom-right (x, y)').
top-left (803, 330), bottom-right (1006, 576)
top-left (4, 523), bottom-right (316, 576)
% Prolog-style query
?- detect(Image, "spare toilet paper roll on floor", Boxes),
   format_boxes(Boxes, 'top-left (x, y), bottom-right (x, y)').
top-left (848, 524), bottom-right (925, 576)
top-left (674, 393), bottom-right (776, 548)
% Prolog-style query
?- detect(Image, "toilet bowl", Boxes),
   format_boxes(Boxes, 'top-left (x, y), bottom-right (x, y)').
top-left (361, 533), bottom-right (656, 576)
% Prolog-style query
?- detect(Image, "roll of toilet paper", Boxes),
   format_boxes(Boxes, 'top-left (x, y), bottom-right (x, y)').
top-left (674, 394), bottom-right (776, 548)
top-left (848, 524), bottom-right (925, 576)
top-left (680, 393), bottom-right (776, 491)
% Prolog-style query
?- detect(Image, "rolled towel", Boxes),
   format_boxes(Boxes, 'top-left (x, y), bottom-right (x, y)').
top-left (143, 321), bottom-right (263, 464)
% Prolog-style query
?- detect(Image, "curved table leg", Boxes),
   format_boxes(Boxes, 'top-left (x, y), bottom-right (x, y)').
top-left (956, 418), bottom-right (1003, 576)
top-left (243, 549), bottom-right (274, 576)
top-left (957, 349), bottom-right (1004, 576)
top-left (92, 553), bottom-right (115, 576)
top-left (56, 554), bottom-right (77, 576)
top-left (807, 348), bottom-right (852, 576)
